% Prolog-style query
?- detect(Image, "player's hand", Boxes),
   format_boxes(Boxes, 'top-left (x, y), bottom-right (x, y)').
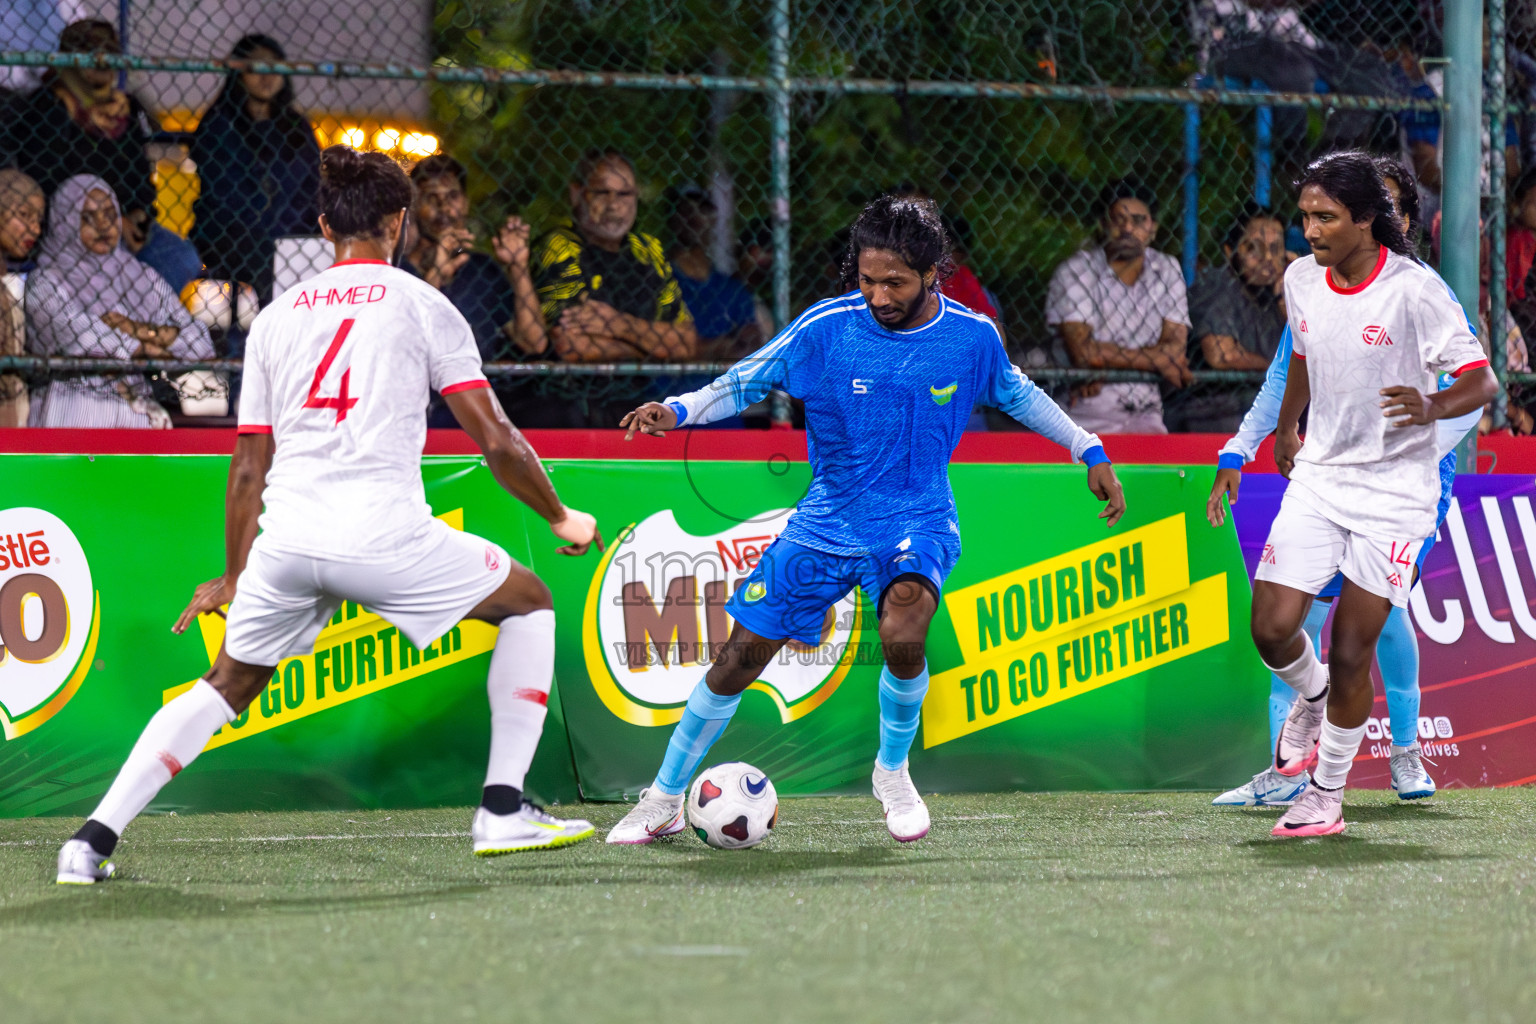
top-left (1206, 466), bottom-right (1241, 527)
top-left (1380, 385), bottom-right (1434, 427)
top-left (1274, 428), bottom-right (1302, 479)
top-left (174, 574), bottom-right (234, 634)
top-left (1087, 462), bottom-right (1125, 528)
top-left (492, 216), bottom-right (531, 270)
top-left (551, 508), bottom-right (604, 556)
top-left (621, 401), bottom-right (679, 440)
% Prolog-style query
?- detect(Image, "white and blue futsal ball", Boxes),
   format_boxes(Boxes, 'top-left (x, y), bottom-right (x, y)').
top-left (688, 762), bottom-right (778, 849)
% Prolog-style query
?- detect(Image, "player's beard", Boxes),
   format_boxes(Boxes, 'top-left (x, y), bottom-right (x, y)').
top-left (874, 283), bottom-right (933, 331)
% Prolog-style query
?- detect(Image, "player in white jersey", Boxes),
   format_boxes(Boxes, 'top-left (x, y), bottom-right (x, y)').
top-left (56, 148), bottom-right (604, 884)
top-left (1249, 151), bottom-right (1496, 838)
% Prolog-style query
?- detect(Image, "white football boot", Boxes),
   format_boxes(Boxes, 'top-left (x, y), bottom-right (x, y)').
top-left (56, 839), bottom-right (115, 885)
top-left (604, 787), bottom-right (686, 845)
top-left (472, 801), bottom-right (594, 856)
top-left (1274, 683), bottom-right (1329, 776)
top-left (872, 760), bottom-right (930, 842)
top-left (1212, 766), bottom-right (1310, 807)
top-left (1389, 742), bottom-right (1438, 801)
top-left (1270, 784), bottom-right (1346, 838)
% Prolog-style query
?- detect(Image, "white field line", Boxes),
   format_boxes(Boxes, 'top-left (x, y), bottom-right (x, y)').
top-left (0, 813), bottom-right (1037, 848)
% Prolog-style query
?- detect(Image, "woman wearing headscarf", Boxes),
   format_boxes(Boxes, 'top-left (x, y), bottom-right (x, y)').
top-left (0, 20), bottom-right (158, 247)
top-left (25, 175), bottom-right (213, 428)
top-left (190, 34), bottom-right (321, 303)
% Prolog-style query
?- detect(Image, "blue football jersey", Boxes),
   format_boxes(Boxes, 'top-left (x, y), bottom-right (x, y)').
top-left (668, 291), bottom-right (1102, 558)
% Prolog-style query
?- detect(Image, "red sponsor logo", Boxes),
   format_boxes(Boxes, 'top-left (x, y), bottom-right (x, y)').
top-left (1362, 325), bottom-right (1394, 346)
top-left (485, 546), bottom-right (500, 571)
top-left (717, 534), bottom-right (777, 574)
top-left (1299, 320), bottom-right (1307, 333)
top-left (1261, 543), bottom-right (1277, 565)
top-left (0, 530), bottom-right (50, 572)
top-left (1386, 571), bottom-right (1403, 588)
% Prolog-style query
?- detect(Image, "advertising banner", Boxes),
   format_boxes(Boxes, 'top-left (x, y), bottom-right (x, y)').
top-left (2, 453), bottom-right (1275, 815)
top-left (1231, 474), bottom-right (1536, 789)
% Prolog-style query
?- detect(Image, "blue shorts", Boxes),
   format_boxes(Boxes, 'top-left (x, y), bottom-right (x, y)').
top-left (723, 535), bottom-right (954, 645)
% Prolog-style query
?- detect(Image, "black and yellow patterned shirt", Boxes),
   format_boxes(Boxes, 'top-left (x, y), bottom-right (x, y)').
top-left (532, 225), bottom-right (692, 327)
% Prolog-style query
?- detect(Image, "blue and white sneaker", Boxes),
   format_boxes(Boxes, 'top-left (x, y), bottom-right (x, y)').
top-left (1212, 766), bottom-right (1309, 807)
top-left (1390, 742), bottom-right (1437, 800)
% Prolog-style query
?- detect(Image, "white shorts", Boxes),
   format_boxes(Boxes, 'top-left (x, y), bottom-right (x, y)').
top-left (224, 519), bottom-right (513, 666)
top-left (1254, 490), bottom-right (1423, 608)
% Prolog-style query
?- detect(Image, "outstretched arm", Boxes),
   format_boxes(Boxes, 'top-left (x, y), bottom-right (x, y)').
top-left (1208, 326), bottom-right (1292, 526)
top-left (445, 385), bottom-right (602, 555)
top-left (987, 353), bottom-right (1124, 527)
top-left (622, 337), bottom-right (792, 437)
top-left (174, 432), bottom-right (273, 633)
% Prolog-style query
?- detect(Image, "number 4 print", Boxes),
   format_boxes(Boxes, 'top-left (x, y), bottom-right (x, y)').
top-left (1389, 541), bottom-right (1414, 569)
top-left (305, 319), bottom-right (360, 424)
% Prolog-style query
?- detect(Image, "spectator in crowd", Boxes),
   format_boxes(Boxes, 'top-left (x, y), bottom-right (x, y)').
top-left (0, 170), bottom-right (44, 427)
top-left (1507, 166), bottom-right (1536, 338)
top-left (532, 149), bottom-right (696, 364)
top-left (25, 175), bottom-right (212, 428)
top-left (1167, 202), bottom-right (1287, 433)
top-left (668, 185), bottom-right (763, 359)
top-left (733, 217), bottom-right (778, 340)
top-left (939, 213), bottom-right (1001, 322)
top-left (1191, 0), bottom-right (1404, 162)
top-left (0, 21), bottom-right (159, 255)
top-left (1046, 177), bottom-right (1191, 435)
top-left (404, 154), bottom-right (548, 426)
top-left (406, 154), bottom-right (546, 361)
top-left (189, 34), bottom-right (321, 304)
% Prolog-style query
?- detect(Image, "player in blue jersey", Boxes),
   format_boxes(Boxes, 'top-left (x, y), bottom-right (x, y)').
top-left (1205, 156), bottom-right (1480, 808)
top-left (605, 194), bottom-right (1124, 844)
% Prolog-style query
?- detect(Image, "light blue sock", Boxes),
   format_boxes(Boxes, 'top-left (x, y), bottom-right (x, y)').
top-left (1269, 600), bottom-right (1332, 751)
top-left (877, 662), bottom-right (929, 771)
top-left (1376, 604), bottom-right (1421, 747)
top-left (653, 679), bottom-right (741, 796)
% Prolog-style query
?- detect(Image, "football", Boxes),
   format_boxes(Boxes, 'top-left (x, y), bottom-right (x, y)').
top-left (687, 762), bottom-right (778, 849)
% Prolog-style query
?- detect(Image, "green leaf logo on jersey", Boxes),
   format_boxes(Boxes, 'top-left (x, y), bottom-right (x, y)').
top-left (744, 581), bottom-right (768, 603)
top-left (930, 382), bottom-right (959, 406)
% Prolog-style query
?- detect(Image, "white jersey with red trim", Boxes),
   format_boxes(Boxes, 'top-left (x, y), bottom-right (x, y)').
top-left (1284, 246), bottom-right (1488, 539)
top-left (237, 259), bottom-right (488, 562)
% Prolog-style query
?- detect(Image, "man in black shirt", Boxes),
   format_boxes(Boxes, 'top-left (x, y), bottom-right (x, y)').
top-left (1166, 203), bottom-right (1288, 432)
top-left (531, 149), bottom-right (696, 363)
top-left (406, 154), bottom-right (544, 363)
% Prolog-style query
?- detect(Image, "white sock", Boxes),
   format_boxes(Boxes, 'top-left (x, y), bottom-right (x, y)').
top-left (1314, 718), bottom-right (1368, 790)
top-left (1263, 641), bottom-right (1328, 700)
top-left (90, 679), bottom-right (236, 835)
top-left (484, 608), bottom-right (555, 793)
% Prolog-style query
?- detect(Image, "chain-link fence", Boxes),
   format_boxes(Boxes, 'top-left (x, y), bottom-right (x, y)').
top-left (0, 0), bottom-right (1528, 433)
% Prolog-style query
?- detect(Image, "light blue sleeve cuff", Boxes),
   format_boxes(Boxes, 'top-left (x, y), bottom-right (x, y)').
top-left (666, 400), bottom-right (688, 426)
top-left (1081, 445), bottom-right (1109, 468)
top-left (1217, 452), bottom-right (1245, 471)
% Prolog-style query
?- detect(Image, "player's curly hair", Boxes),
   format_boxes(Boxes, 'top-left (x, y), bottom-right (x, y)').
top-left (1371, 154), bottom-right (1423, 249)
top-left (1295, 151), bottom-right (1416, 259)
top-left (318, 145), bottom-right (413, 240)
top-left (843, 193), bottom-right (954, 284)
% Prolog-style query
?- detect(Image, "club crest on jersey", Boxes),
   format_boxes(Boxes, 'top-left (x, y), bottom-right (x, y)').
top-left (930, 382), bottom-right (959, 406)
top-left (1362, 325), bottom-right (1394, 346)
top-left (743, 581), bottom-right (767, 603)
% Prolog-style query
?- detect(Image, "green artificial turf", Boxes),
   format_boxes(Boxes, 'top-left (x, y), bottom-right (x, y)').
top-left (3, 791), bottom-right (1535, 1023)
